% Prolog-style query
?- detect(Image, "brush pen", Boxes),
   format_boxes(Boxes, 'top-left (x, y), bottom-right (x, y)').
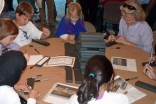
top-left (35, 78), bottom-right (52, 82)
top-left (125, 77), bottom-right (138, 81)
top-left (34, 48), bottom-right (40, 54)
top-left (146, 48), bottom-right (153, 72)
top-left (30, 64), bottom-right (35, 69)
top-left (27, 75), bottom-right (42, 79)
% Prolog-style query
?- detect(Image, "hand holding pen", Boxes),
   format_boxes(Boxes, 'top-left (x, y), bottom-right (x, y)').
top-left (143, 64), bottom-right (156, 80)
top-left (23, 49), bottom-right (30, 61)
top-left (67, 31), bottom-right (75, 40)
top-left (145, 48), bottom-right (153, 72)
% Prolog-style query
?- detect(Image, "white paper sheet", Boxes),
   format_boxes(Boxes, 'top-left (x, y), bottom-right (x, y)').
top-left (113, 75), bottom-right (147, 103)
top-left (27, 55), bottom-right (43, 65)
top-left (43, 83), bottom-right (78, 104)
top-left (45, 56), bottom-right (75, 67)
top-left (111, 56), bottom-right (137, 72)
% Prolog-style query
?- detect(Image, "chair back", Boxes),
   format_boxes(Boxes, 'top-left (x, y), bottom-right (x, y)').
top-left (103, 2), bottom-right (122, 24)
top-left (84, 21), bottom-right (96, 32)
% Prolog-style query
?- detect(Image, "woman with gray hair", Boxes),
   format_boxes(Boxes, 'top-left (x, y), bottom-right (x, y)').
top-left (108, 0), bottom-right (153, 53)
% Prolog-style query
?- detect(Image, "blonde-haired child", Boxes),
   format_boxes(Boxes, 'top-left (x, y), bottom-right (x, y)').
top-left (56, 2), bottom-right (86, 40)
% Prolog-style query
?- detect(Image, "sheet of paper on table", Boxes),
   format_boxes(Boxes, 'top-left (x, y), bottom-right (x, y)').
top-left (43, 82), bottom-right (78, 104)
top-left (113, 75), bottom-right (146, 103)
top-left (27, 55), bottom-right (43, 65)
top-left (111, 56), bottom-right (137, 72)
top-left (45, 56), bottom-right (75, 67)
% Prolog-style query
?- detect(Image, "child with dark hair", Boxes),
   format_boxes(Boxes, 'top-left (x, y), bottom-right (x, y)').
top-left (0, 51), bottom-right (40, 104)
top-left (67, 55), bottom-right (130, 104)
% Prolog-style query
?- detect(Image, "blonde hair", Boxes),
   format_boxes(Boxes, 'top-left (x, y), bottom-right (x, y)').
top-left (0, 18), bottom-right (18, 40)
top-left (66, 2), bottom-right (84, 20)
top-left (15, 1), bottom-right (34, 18)
top-left (120, 0), bottom-right (146, 21)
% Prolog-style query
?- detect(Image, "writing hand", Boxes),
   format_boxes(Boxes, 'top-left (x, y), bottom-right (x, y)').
top-left (14, 83), bottom-right (30, 92)
top-left (68, 34), bottom-right (75, 40)
top-left (28, 90), bottom-right (40, 99)
top-left (143, 64), bottom-right (156, 80)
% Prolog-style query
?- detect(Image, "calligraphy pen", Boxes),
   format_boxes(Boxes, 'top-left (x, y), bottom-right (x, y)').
top-left (125, 77), bottom-right (138, 81)
top-left (35, 78), bottom-right (52, 82)
top-left (146, 48), bottom-right (153, 72)
top-left (34, 48), bottom-right (40, 54)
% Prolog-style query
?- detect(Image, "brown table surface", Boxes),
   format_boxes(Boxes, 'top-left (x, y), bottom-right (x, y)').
top-left (18, 38), bottom-right (156, 104)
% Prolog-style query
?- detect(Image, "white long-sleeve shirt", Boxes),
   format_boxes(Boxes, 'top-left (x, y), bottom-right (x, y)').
top-left (67, 91), bottom-right (131, 104)
top-left (0, 85), bottom-right (36, 104)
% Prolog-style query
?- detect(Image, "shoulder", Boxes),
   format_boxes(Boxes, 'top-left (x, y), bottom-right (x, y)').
top-left (105, 91), bottom-right (130, 104)
top-left (137, 21), bottom-right (153, 35)
top-left (137, 21), bottom-right (151, 29)
top-left (0, 86), bottom-right (20, 103)
top-left (66, 94), bottom-right (79, 104)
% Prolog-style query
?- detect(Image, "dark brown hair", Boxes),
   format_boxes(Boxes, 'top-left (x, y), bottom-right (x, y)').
top-left (77, 55), bottom-right (114, 104)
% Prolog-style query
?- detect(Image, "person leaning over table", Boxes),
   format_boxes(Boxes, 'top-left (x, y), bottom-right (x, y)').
top-left (0, 0), bottom-right (20, 55)
top-left (0, 51), bottom-right (40, 104)
top-left (13, 2), bottom-right (50, 47)
top-left (108, 0), bottom-right (153, 53)
top-left (67, 55), bottom-right (130, 104)
top-left (0, 0), bottom-right (29, 60)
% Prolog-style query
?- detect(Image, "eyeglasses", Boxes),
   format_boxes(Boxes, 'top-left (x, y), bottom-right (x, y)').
top-left (122, 3), bottom-right (136, 11)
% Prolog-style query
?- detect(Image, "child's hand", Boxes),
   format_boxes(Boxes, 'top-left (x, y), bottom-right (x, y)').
top-left (28, 90), bottom-right (40, 99)
top-left (24, 52), bottom-right (30, 61)
top-left (143, 64), bottom-right (156, 80)
top-left (14, 83), bottom-right (30, 92)
top-left (68, 34), bottom-right (75, 40)
top-left (42, 27), bottom-right (50, 37)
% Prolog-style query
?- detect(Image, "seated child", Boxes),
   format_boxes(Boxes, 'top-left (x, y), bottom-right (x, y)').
top-left (0, 19), bottom-right (20, 55)
top-left (0, 51), bottom-right (40, 104)
top-left (55, 2), bottom-right (87, 40)
top-left (67, 55), bottom-right (130, 104)
top-left (14, 2), bottom-right (50, 47)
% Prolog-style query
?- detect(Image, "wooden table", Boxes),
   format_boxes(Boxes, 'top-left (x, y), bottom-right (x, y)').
top-left (18, 38), bottom-right (156, 104)
top-left (105, 43), bottom-right (156, 104)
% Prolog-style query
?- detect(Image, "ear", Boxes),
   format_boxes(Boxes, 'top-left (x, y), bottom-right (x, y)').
top-left (109, 73), bottom-right (115, 83)
top-left (16, 13), bottom-right (19, 18)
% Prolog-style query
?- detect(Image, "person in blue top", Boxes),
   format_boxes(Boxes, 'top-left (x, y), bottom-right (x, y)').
top-left (55, 2), bottom-right (87, 41)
